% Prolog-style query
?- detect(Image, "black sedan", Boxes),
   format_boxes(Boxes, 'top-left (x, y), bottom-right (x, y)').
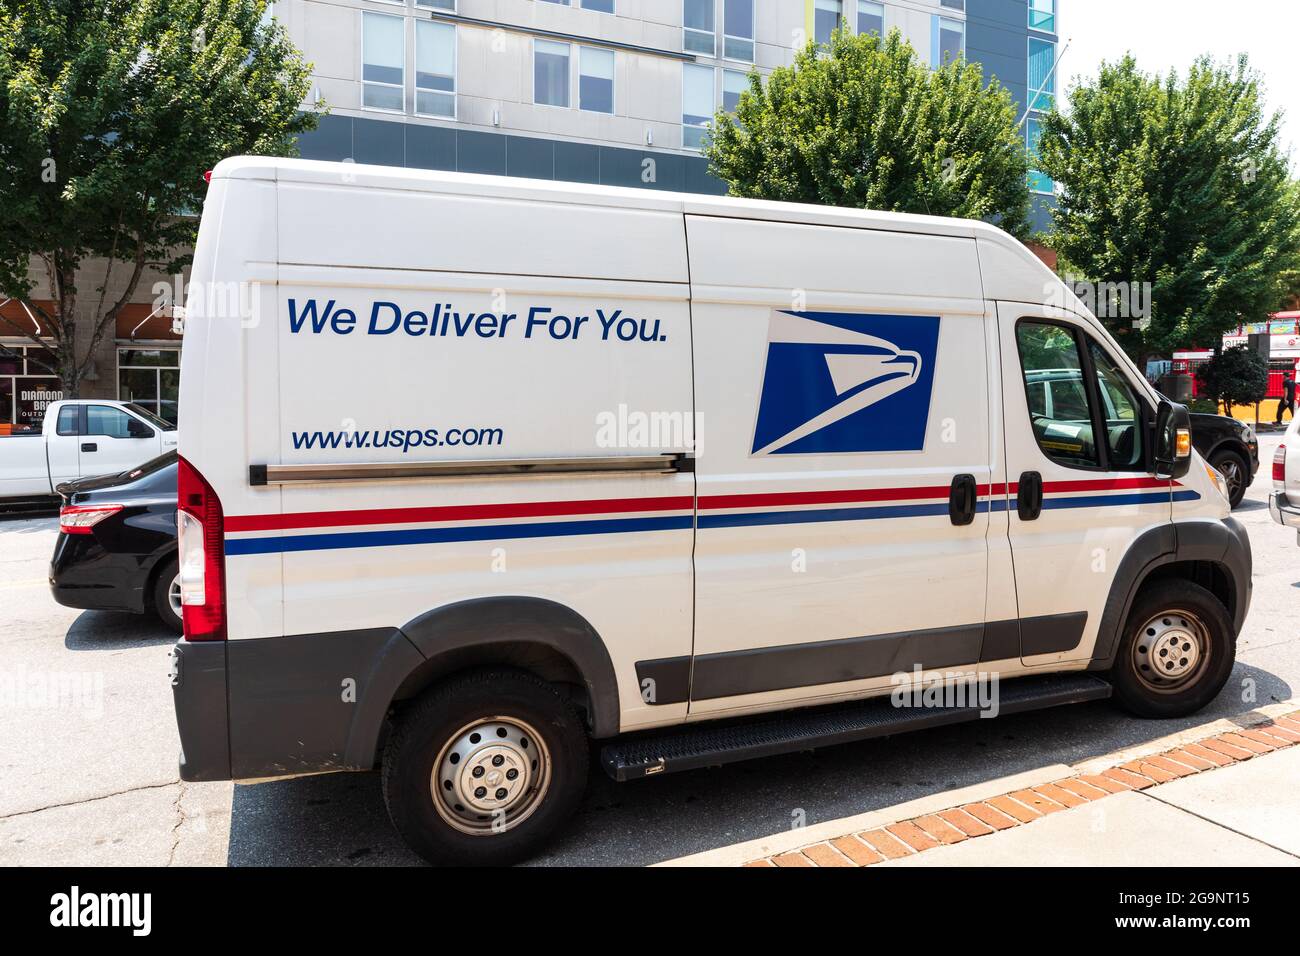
top-left (49, 451), bottom-right (180, 632)
top-left (1188, 412), bottom-right (1260, 508)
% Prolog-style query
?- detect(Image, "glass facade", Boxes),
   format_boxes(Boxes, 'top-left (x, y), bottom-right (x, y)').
top-left (0, 345), bottom-right (61, 433)
top-left (117, 348), bottom-right (181, 425)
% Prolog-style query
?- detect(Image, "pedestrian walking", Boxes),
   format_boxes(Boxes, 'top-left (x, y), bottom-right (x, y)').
top-left (1279, 375), bottom-right (1296, 425)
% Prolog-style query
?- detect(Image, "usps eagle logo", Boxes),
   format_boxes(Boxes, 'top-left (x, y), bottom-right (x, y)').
top-left (750, 311), bottom-right (941, 456)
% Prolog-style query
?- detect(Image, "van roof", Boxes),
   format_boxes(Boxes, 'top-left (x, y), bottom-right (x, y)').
top-left (213, 156), bottom-right (1011, 244)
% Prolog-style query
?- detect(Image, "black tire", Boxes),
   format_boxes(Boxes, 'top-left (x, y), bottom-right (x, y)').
top-left (1109, 579), bottom-right (1235, 718)
top-left (382, 668), bottom-right (588, 866)
top-left (151, 557), bottom-right (183, 633)
top-left (1209, 449), bottom-right (1250, 509)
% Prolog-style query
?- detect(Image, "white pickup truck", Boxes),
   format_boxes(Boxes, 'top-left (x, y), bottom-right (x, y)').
top-left (0, 400), bottom-right (177, 500)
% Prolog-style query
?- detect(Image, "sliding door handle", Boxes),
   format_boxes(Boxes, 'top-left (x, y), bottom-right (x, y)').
top-left (1017, 471), bottom-right (1043, 520)
top-left (949, 474), bottom-right (977, 526)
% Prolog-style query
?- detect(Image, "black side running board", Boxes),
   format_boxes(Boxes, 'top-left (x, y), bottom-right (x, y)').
top-left (600, 673), bottom-right (1112, 782)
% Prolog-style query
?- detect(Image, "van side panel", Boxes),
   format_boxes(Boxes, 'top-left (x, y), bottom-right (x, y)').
top-left (220, 187), bottom-right (696, 734)
top-left (684, 216), bottom-right (995, 718)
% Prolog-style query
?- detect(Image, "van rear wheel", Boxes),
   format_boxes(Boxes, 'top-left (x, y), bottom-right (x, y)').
top-left (382, 668), bottom-right (588, 866)
top-left (1110, 579), bottom-right (1235, 718)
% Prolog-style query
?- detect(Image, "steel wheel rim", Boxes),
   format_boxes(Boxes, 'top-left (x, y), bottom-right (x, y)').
top-left (168, 572), bottom-right (183, 619)
top-left (431, 716), bottom-right (551, 836)
top-left (1131, 608), bottom-right (1211, 694)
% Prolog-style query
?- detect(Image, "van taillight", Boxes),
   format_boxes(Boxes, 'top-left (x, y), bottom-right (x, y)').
top-left (1275, 444), bottom-right (1287, 487)
top-left (177, 455), bottom-right (226, 642)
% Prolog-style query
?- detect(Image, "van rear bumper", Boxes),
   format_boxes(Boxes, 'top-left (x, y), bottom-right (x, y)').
top-left (171, 639), bottom-right (232, 782)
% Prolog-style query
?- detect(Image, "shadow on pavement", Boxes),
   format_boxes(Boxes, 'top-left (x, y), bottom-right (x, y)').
top-left (64, 609), bottom-right (177, 651)
top-left (224, 661), bottom-right (1289, 867)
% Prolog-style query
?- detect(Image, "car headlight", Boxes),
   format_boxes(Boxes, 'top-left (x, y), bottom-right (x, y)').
top-left (1205, 462), bottom-right (1230, 503)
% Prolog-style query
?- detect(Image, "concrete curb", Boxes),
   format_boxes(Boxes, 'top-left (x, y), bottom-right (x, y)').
top-left (656, 700), bottom-right (1298, 868)
top-left (654, 764), bottom-right (1073, 867)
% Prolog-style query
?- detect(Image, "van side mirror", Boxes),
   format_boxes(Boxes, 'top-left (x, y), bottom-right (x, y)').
top-left (1153, 399), bottom-right (1192, 480)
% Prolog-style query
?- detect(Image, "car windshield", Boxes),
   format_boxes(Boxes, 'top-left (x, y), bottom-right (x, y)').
top-left (125, 403), bottom-right (174, 430)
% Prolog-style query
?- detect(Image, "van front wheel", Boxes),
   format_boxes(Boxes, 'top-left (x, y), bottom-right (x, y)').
top-left (1110, 579), bottom-right (1235, 718)
top-left (382, 668), bottom-right (588, 866)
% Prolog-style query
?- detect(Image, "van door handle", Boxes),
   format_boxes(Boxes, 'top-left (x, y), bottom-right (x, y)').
top-left (81, 442), bottom-right (97, 453)
top-left (949, 474), bottom-right (977, 526)
top-left (1017, 471), bottom-right (1043, 520)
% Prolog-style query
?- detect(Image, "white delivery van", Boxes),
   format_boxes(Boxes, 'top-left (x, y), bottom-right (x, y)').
top-left (0, 400), bottom-right (177, 500)
top-left (172, 158), bottom-right (1250, 866)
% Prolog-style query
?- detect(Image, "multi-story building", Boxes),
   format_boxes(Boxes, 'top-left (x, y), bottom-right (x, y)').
top-left (286, 0), bottom-right (1060, 228)
top-left (0, 0), bottom-right (1059, 423)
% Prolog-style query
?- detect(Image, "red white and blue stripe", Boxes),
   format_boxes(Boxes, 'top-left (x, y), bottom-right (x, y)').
top-left (223, 477), bottom-right (1197, 557)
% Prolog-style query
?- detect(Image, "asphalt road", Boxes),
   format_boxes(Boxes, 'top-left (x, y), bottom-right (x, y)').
top-left (1, 433), bottom-right (1295, 866)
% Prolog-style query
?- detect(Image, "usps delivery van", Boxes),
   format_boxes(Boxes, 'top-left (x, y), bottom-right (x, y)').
top-left (172, 158), bottom-right (1250, 865)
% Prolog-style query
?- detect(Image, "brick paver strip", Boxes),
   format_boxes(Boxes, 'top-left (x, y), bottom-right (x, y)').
top-left (886, 821), bottom-right (942, 852)
top-left (858, 829), bottom-right (914, 860)
top-left (744, 709), bottom-right (1300, 867)
top-left (938, 808), bottom-right (995, 836)
top-left (1010, 789), bottom-right (1066, 815)
top-left (1143, 755), bottom-right (1198, 778)
top-left (988, 795), bottom-right (1042, 823)
top-left (1162, 748), bottom-right (1218, 771)
top-left (913, 814), bottom-right (968, 845)
top-left (1254, 723), bottom-right (1300, 744)
top-left (1199, 738), bottom-right (1254, 760)
top-left (1055, 778), bottom-right (1110, 801)
top-left (1078, 773), bottom-right (1131, 794)
top-left (1032, 783), bottom-right (1087, 809)
top-left (802, 842), bottom-right (854, 868)
top-left (831, 835), bottom-right (883, 866)
top-left (1102, 768), bottom-right (1154, 790)
top-left (772, 852), bottom-right (813, 867)
top-left (1182, 742), bottom-right (1235, 766)
top-left (1217, 731), bottom-right (1275, 754)
top-left (962, 802), bottom-right (1019, 831)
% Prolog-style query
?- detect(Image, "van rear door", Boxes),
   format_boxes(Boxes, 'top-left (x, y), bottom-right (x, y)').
top-left (998, 303), bottom-right (1172, 666)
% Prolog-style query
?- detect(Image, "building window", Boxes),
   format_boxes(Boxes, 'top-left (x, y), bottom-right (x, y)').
top-left (1027, 36), bottom-right (1056, 111)
top-left (723, 0), bottom-right (754, 62)
top-left (416, 21), bottom-right (456, 118)
top-left (856, 1), bottom-right (884, 36)
top-left (1029, 0), bottom-right (1056, 33)
top-left (118, 349), bottom-right (181, 425)
top-left (814, 0), bottom-right (842, 45)
top-left (1026, 116), bottom-right (1053, 195)
top-left (683, 63), bottom-right (714, 150)
top-left (0, 344), bottom-right (61, 433)
top-left (579, 46), bottom-right (615, 113)
top-left (534, 39), bottom-right (571, 107)
top-left (583, 0), bottom-right (615, 11)
top-left (722, 69), bottom-right (746, 113)
top-left (933, 16), bottom-right (964, 65)
top-left (940, 0), bottom-right (964, 9)
top-left (415, 0), bottom-right (456, 10)
top-left (362, 12), bottom-right (405, 111)
top-left (683, 0), bottom-right (715, 56)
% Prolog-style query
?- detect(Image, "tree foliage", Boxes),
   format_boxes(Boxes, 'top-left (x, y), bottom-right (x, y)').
top-left (1194, 345), bottom-right (1270, 412)
top-left (0, 0), bottom-right (320, 393)
top-left (1037, 55), bottom-right (1300, 361)
top-left (704, 28), bottom-right (1031, 238)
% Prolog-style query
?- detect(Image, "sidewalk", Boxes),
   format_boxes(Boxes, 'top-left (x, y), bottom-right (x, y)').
top-left (660, 706), bottom-right (1300, 867)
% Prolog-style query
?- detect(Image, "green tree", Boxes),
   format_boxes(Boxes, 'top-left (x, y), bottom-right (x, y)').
top-left (1037, 55), bottom-right (1300, 362)
top-left (1194, 345), bottom-right (1270, 414)
top-left (704, 28), bottom-right (1031, 238)
top-left (0, 0), bottom-right (320, 394)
